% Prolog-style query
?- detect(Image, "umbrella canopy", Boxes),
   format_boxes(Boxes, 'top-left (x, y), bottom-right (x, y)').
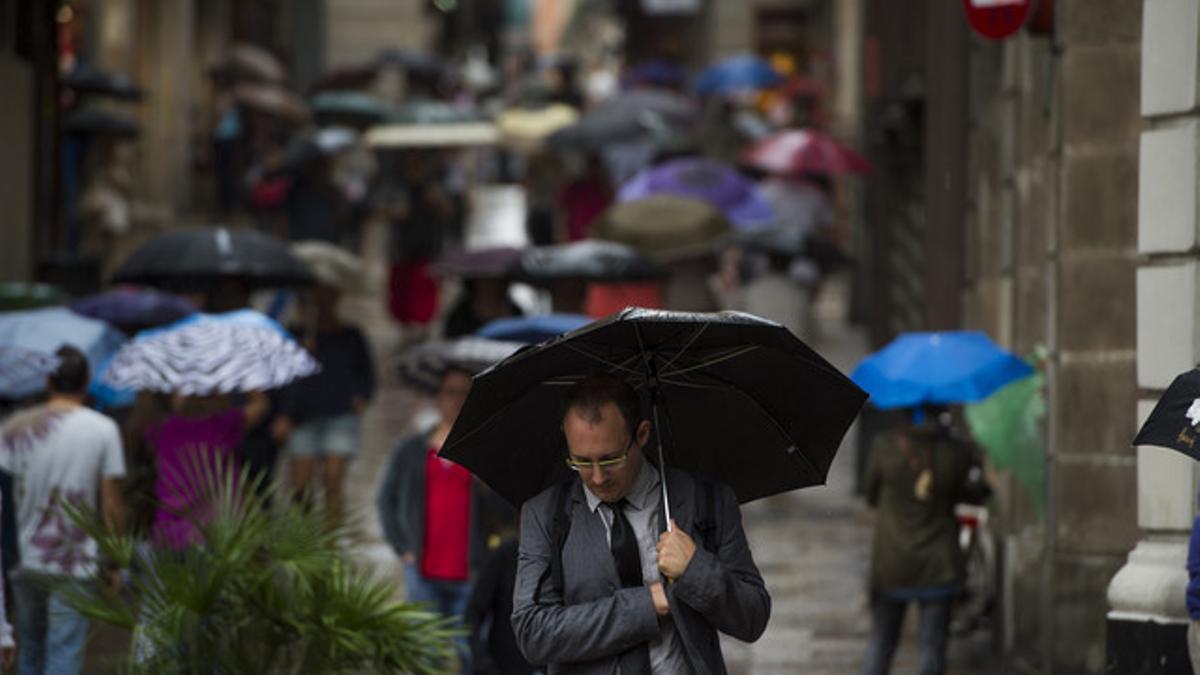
top-left (61, 65), bottom-right (142, 100)
top-left (69, 288), bottom-right (197, 331)
top-left (63, 108), bottom-right (140, 138)
top-left (307, 62), bottom-right (380, 95)
top-left (591, 195), bottom-right (731, 257)
top-left (365, 122), bottom-right (499, 148)
top-left (233, 84), bottom-right (309, 123)
top-left (389, 101), bottom-right (485, 125)
top-left (741, 128), bottom-right (871, 176)
top-left (511, 241), bottom-right (665, 284)
top-left (310, 91), bottom-right (395, 129)
top-left (442, 307), bottom-right (866, 507)
top-left (434, 247), bottom-right (523, 279)
top-left (291, 240), bottom-right (366, 292)
top-left (629, 60), bottom-right (688, 89)
top-left (0, 308), bottom-right (127, 400)
top-left (395, 337), bottom-right (524, 393)
top-left (547, 90), bottom-right (697, 150)
top-left (1133, 369), bottom-right (1200, 461)
top-left (497, 104), bottom-right (579, 151)
top-left (618, 158), bottom-right (773, 227)
top-left (112, 226), bottom-right (316, 290)
top-left (0, 347), bottom-right (60, 399)
top-left (0, 282), bottom-right (67, 311)
top-left (225, 43), bottom-right (287, 83)
top-left (476, 314), bottom-right (592, 344)
top-left (101, 311), bottom-right (317, 396)
top-left (695, 54), bottom-right (783, 95)
top-left (851, 332), bottom-right (1034, 410)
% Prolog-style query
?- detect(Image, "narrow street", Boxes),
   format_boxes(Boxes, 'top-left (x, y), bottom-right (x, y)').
top-left (336, 217), bottom-right (1001, 673)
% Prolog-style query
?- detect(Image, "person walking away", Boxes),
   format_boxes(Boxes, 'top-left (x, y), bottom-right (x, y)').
top-left (512, 374), bottom-right (771, 673)
top-left (465, 495), bottom-right (534, 675)
top-left (377, 367), bottom-right (490, 671)
top-left (0, 347), bottom-right (126, 675)
top-left (148, 392), bottom-right (268, 550)
top-left (274, 283), bottom-right (375, 523)
top-left (860, 409), bottom-right (972, 675)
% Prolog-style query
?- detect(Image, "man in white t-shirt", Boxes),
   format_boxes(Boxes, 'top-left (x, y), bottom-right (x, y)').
top-left (0, 346), bottom-right (125, 675)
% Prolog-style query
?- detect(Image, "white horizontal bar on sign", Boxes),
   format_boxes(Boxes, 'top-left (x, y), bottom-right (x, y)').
top-left (969, 0), bottom-right (1026, 7)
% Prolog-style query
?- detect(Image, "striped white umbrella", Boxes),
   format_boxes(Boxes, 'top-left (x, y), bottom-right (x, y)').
top-left (101, 318), bottom-right (319, 395)
top-left (0, 347), bottom-right (60, 399)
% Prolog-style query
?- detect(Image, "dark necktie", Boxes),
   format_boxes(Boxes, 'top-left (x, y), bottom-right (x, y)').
top-left (610, 499), bottom-right (652, 675)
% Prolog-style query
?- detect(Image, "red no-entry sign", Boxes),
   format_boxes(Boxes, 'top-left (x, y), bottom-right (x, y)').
top-left (962, 0), bottom-right (1035, 40)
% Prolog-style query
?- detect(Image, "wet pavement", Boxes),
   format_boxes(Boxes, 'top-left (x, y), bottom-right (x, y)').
top-left (334, 215), bottom-right (1004, 673)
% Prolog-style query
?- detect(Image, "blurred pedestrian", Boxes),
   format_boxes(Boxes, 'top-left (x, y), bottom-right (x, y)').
top-left (383, 151), bottom-right (453, 344)
top-left (0, 346), bottom-right (126, 675)
top-left (860, 408), bottom-right (973, 675)
top-left (148, 391), bottom-right (268, 550)
top-left (466, 535), bottom-right (538, 675)
top-left (443, 277), bottom-right (523, 339)
top-left (511, 374), bottom-right (770, 672)
top-left (0, 487), bottom-right (15, 672)
top-left (558, 154), bottom-right (612, 243)
top-left (274, 283), bottom-right (375, 523)
top-left (377, 367), bottom-right (489, 671)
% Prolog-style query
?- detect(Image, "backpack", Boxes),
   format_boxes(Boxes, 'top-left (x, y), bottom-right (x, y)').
top-left (535, 472), bottom-right (720, 603)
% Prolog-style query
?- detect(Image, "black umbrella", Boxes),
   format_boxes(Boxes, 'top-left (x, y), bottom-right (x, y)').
top-left (1134, 369), bottom-right (1200, 460)
top-left (547, 90), bottom-right (697, 150)
top-left (511, 241), bottom-right (665, 284)
top-left (442, 307), bottom-right (866, 509)
top-left (395, 337), bottom-right (525, 393)
top-left (112, 226), bottom-right (315, 289)
top-left (61, 65), bottom-right (143, 100)
top-left (63, 108), bottom-right (140, 138)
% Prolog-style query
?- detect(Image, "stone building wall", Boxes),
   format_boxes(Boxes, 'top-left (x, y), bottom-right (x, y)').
top-left (962, 1), bottom-right (1142, 672)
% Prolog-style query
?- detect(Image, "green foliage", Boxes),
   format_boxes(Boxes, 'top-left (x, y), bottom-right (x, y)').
top-left (59, 454), bottom-right (458, 674)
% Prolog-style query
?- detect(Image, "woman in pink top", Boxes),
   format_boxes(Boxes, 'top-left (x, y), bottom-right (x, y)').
top-left (147, 392), bottom-right (268, 549)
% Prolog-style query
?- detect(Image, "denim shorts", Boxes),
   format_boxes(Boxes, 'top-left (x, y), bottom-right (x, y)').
top-left (288, 414), bottom-right (360, 458)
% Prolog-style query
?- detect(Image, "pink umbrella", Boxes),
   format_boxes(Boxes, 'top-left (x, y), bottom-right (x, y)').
top-left (741, 128), bottom-right (871, 176)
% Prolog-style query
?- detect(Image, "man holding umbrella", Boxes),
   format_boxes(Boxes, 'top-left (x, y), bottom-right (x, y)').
top-left (511, 373), bottom-right (770, 674)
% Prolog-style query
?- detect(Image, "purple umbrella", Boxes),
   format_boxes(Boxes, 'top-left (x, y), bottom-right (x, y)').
top-left (617, 157), bottom-right (774, 228)
top-left (70, 288), bottom-right (197, 331)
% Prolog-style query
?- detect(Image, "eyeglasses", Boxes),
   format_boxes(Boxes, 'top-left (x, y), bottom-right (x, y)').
top-left (565, 438), bottom-right (633, 474)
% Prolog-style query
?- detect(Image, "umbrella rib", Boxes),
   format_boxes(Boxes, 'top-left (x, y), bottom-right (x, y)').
top-left (655, 324), bottom-right (709, 376)
top-left (562, 343), bottom-right (644, 379)
top-left (660, 345), bottom-right (762, 379)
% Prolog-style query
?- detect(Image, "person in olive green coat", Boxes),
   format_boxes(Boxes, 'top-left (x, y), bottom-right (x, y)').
top-left (860, 411), bottom-right (973, 675)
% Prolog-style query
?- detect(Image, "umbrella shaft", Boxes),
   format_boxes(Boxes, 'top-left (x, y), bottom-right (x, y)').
top-left (651, 400), bottom-right (673, 531)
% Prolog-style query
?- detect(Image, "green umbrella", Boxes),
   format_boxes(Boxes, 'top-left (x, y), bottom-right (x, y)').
top-left (964, 351), bottom-right (1046, 516)
top-left (0, 283), bottom-right (68, 311)
top-left (591, 195), bottom-right (730, 258)
top-left (310, 90), bottom-right (395, 128)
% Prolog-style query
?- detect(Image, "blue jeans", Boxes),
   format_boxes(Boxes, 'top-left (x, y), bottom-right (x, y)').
top-left (860, 595), bottom-right (952, 675)
top-left (12, 577), bottom-right (89, 675)
top-left (405, 563), bottom-right (471, 672)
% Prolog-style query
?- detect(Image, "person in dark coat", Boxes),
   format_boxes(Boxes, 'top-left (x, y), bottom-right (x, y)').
top-left (465, 534), bottom-right (539, 675)
top-left (511, 374), bottom-right (770, 674)
top-left (860, 411), bottom-right (973, 675)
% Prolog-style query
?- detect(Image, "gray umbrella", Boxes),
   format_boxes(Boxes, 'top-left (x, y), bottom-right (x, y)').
top-left (112, 226), bottom-right (315, 290)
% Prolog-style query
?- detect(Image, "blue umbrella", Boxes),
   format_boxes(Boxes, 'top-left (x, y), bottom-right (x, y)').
top-left (850, 331), bottom-right (1034, 410)
top-left (70, 288), bottom-right (197, 330)
top-left (91, 309), bottom-right (294, 407)
top-left (0, 308), bottom-right (126, 400)
top-left (475, 314), bottom-right (592, 344)
top-left (694, 54), bottom-right (782, 95)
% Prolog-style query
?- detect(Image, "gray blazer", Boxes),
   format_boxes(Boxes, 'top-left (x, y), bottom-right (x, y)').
top-left (512, 468), bottom-right (771, 675)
